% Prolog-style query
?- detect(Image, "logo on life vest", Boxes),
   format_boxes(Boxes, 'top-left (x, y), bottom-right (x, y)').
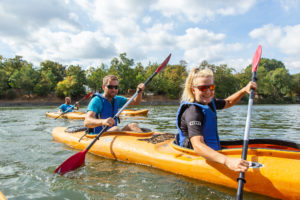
top-left (189, 121), bottom-right (201, 126)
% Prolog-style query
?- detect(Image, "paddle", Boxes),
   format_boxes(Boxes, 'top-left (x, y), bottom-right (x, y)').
top-left (54, 53), bottom-right (172, 175)
top-left (236, 45), bottom-right (262, 200)
top-left (54, 92), bottom-right (93, 119)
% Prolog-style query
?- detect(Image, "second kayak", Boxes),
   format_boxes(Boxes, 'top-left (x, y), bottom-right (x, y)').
top-left (52, 127), bottom-right (300, 199)
top-left (46, 112), bottom-right (86, 120)
top-left (120, 109), bottom-right (148, 116)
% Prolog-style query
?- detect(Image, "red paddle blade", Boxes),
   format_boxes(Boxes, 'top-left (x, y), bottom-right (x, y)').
top-left (252, 45), bottom-right (262, 72)
top-left (84, 92), bottom-right (93, 100)
top-left (54, 149), bottom-right (87, 175)
top-left (155, 53), bottom-right (171, 73)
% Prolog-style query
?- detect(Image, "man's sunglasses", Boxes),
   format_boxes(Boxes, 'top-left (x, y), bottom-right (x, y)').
top-left (194, 84), bottom-right (215, 92)
top-left (106, 85), bottom-right (119, 89)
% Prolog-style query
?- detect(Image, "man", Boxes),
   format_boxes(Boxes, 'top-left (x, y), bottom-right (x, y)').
top-left (84, 75), bottom-right (145, 134)
top-left (59, 97), bottom-right (79, 113)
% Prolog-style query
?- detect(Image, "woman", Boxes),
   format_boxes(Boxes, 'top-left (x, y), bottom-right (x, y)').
top-left (176, 68), bottom-right (257, 172)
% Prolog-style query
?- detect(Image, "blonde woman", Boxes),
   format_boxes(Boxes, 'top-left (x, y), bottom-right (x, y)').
top-left (176, 68), bottom-right (257, 172)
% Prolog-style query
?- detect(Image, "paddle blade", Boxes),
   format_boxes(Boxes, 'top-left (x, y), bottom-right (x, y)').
top-left (83, 92), bottom-right (93, 101)
top-left (252, 45), bottom-right (262, 72)
top-left (54, 149), bottom-right (87, 175)
top-left (155, 53), bottom-right (171, 73)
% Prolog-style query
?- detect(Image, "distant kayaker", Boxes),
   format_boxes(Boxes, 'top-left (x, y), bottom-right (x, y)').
top-left (176, 68), bottom-right (257, 172)
top-left (59, 97), bottom-right (79, 113)
top-left (84, 75), bottom-right (145, 134)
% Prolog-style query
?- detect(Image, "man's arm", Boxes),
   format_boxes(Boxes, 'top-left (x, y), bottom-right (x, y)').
top-left (84, 111), bottom-right (115, 128)
top-left (74, 101), bottom-right (79, 110)
top-left (129, 83), bottom-right (145, 106)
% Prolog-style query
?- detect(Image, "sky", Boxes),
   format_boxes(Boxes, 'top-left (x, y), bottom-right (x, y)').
top-left (0, 0), bottom-right (300, 74)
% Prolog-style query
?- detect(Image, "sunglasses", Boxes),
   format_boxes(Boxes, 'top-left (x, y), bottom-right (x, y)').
top-left (106, 85), bottom-right (119, 89)
top-left (194, 84), bottom-right (215, 92)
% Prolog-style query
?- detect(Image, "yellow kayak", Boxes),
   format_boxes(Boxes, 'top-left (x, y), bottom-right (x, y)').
top-left (52, 127), bottom-right (300, 199)
top-left (0, 191), bottom-right (6, 200)
top-left (46, 112), bottom-right (86, 120)
top-left (120, 109), bottom-right (148, 116)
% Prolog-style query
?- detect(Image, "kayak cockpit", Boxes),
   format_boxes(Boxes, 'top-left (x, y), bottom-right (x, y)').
top-left (220, 139), bottom-right (300, 152)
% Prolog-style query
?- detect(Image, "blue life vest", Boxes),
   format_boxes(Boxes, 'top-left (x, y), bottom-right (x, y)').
top-left (93, 93), bottom-right (119, 134)
top-left (176, 100), bottom-right (221, 150)
top-left (60, 104), bottom-right (74, 113)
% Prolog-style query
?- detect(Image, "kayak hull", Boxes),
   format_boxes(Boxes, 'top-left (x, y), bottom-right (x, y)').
top-left (0, 191), bottom-right (6, 200)
top-left (120, 109), bottom-right (148, 116)
top-left (52, 127), bottom-right (300, 199)
top-left (46, 112), bottom-right (86, 120)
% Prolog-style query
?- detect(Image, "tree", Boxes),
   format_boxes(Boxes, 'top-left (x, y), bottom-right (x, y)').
top-left (267, 68), bottom-right (293, 101)
top-left (108, 53), bottom-right (135, 94)
top-left (86, 64), bottom-right (107, 92)
top-left (40, 60), bottom-right (66, 91)
top-left (214, 64), bottom-right (238, 99)
top-left (9, 63), bottom-right (39, 95)
top-left (163, 65), bottom-right (187, 98)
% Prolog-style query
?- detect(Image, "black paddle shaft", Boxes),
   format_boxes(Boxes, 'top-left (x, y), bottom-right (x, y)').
top-left (236, 71), bottom-right (257, 200)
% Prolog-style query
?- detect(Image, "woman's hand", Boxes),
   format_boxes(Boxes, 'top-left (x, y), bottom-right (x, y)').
top-left (224, 157), bottom-right (249, 172)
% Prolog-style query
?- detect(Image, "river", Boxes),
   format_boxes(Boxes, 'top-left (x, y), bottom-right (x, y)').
top-left (0, 104), bottom-right (299, 199)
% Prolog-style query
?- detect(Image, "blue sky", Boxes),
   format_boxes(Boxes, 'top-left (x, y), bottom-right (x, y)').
top-left (0, 0), bottom-right (300, 74)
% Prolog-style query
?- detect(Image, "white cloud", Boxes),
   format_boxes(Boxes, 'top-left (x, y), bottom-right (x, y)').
top-left (250, 24), bottom-right (300, 56)
top-left (151, 0), bottom-right (256, 22)
top-left (280, 0), bottom-right (300, 11)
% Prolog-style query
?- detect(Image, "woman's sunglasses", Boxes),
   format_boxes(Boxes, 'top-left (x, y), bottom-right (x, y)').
top-left (194, 84), bottom-right (215, 92)
top-left (106, 85), bottom-right (119, 89)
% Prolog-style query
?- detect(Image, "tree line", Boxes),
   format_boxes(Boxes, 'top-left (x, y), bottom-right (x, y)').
top-left (0, 53), bottom-right (299, 103)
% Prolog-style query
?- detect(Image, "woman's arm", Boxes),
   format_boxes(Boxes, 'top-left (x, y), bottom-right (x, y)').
top-left (190, 136), bottom-right (249, 172)
top-left (224, 81), bottom-right (257, 109)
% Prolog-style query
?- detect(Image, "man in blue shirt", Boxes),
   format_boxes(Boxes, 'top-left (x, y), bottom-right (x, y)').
top-left (84, 75), bottom-right (145, 134)
top-left (59, 97), bottom-right (79, 113)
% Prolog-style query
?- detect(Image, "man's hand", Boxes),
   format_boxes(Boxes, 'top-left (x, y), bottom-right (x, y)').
top-left (102, 117), bottom-right (115, 127)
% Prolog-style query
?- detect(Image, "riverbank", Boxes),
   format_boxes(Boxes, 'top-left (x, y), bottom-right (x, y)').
top-left (0, 95), bottom-right (180, 107)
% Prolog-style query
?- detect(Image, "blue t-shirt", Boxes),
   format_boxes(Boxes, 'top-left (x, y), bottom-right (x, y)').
top-left (59, 104), bottom-right (74, 113)
top-left (87, 95), bottom-right (128, 117)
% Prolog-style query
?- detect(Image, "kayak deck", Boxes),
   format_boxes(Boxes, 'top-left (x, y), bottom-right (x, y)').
top-left (46, 112), bottom-right (86, 120)
top-left (120, 109), bottom-right (148, 116)
top-left (52, 127), bottom-right (300, 199)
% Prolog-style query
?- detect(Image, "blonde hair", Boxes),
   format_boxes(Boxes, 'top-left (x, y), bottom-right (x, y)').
top-left (180, 68), bottom-right (214, 102)
top-left (103, 75), bottom-right (118, 85)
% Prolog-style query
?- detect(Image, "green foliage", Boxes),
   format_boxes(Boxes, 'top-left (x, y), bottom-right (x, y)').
top-left (163, 65), bottom-right (187, 99)
top-left (292, 73), bottom-right (300, 97)
top-left (86, 64), bottom-right (108, 92)
top-left (108, 53), bottom-right (135, 94)
top-left (0, 54), bottom-right (298, 104)
top-left (56, 65), bottom-right (86, 98)
top-left (9, 64), bottom-right (39, 94)
top-left (214, 64), bottom-right (238, 99)
top-left (40, 60), bottom-right (65, 85)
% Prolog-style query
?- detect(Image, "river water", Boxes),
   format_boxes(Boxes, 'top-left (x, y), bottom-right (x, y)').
top-left (0, 104), bottom-right (299, 200)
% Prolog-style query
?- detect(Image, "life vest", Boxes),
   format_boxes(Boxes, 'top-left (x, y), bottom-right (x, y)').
top-left (176, 100), bottom-right (221, 150)
top-left (92, 93), bottom-right (119, 134)
top-left (61, 104), bottom-right (74, 113)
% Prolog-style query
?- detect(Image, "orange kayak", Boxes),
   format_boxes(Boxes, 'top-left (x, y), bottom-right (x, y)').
top-left (46, 112), bottom-right (86, 120)
top-left (120, 109), bottom-right (148, 116)
top-left (52, 127), bottom-right (300, 199)
top-left (0, 191), bottom-right (6, 200)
